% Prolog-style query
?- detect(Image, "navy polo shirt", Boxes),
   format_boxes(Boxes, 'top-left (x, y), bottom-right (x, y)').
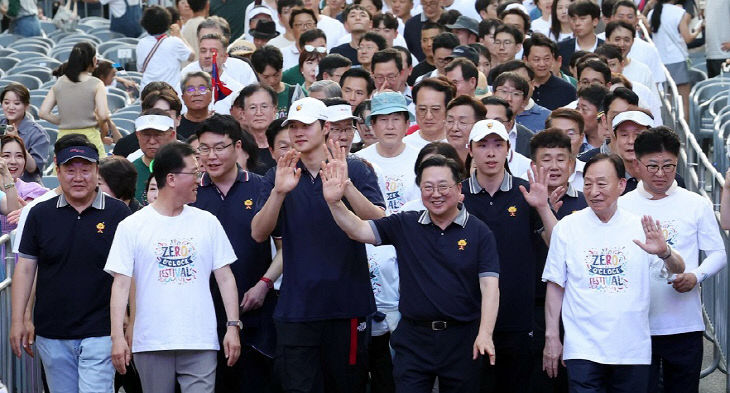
top-left (331, 43), bottom-right (360, 65)
top-left (461, 171), bottom-right (542, 332)
top-left (370, 207), bottom-right (500, 322)
top-left (533, 75), bottom-right (577, 110)
top-left (18, 191), bottom-right (131, 339)
top-left (533, 185), bottom-right (588, 303)
top-left (256, 158), bottom-right (385, 322)
top-left (192, 169), bottom-right (273, 330)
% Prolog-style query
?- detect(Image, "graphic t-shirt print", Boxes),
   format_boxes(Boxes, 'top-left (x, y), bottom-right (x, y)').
top-left (650, 220), bottom-right (677, 281)
top-left (156, 238), bottom-right (198, 284)
top-left (384, 175), bottom-right (407, 213)
top-left (585, 247), bottom-right (629, 292)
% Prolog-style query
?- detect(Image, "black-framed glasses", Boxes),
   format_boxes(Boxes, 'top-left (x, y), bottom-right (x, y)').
top-left (173, 171), bottom-right (203, 181)
top-left (198, 143), bottom-right (233, 155)
top-left (641, 162), bottom-right (677, 174)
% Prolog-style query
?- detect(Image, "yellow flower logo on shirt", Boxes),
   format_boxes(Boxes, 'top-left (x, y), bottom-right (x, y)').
top-left (244, 199), bottom-right (253, 209)
top-left (96, 222), bottom-right (105, 233)
top-left (508, 206), bottom-right (517, 217)
top-left (458, 239), bottom-right (467, 250)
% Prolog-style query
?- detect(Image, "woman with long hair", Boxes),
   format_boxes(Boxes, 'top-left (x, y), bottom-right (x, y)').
top-left (549, 0), bottom-right (574, 42)
top-left (648, 0), bottom-right (702, 119)
top-left (0, 135), bottom-right (46, 233)
top-left (0, 83), bottom-right (50, 183)
top-left (39, 42), bottom-right (113, 158)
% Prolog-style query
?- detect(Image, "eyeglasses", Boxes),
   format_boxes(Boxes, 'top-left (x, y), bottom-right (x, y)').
top-left (329, 126), bottom-right (355, 134)
top-left (304, 45), bottom-right (327, 53)
top-left (421, 183), bottom-right (456, 195)
top-left (173, 170), bottom-right (203, 181)
top-left (373, 74), bottom-right (399, 83)
top-left (494, 39), bottom-right (515, 47)
top-left (198, 143), bottom-right (233, 155)
top-left (445, 118), bottom-right (475, 129)
top-left (357, 45), bottom-right (378, 52)
top-left (642, 162), bottom-right (677, 174)
top-left (416, 106), bottom-right (443, 116)
top-left (138, 130), bottom-right (170, 140)
top-left (293, 22), bottom-right (315, 29)
top-left (494, 88), bottom-right (524, 99)
top-left (184, 85), bottom-right (211, 95)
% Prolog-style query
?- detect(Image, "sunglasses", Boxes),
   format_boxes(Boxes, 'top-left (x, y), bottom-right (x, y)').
top-left (304, 45), bottom-right (327, 54)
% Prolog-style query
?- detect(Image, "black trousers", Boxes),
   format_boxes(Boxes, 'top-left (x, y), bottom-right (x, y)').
top-left (369, 333), bottom-right (395, 393)
top-left (481, 331), bottom-right (533, 393)
top-left (565, 360), bottom-right (649, 393)
top-left (707, 58), bottom-right (730, 78)
top-left (391, 318), bottom-right (481, 393)
top-left (648, 331), bottom-right (703, 393)
top-left (275, 318), bottom-right (369, 393)
top-left (530, 304), bottom-right (569, 393)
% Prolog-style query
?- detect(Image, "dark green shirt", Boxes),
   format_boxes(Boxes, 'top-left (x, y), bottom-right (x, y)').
top-left (132, 157), bottom-right (150, 205)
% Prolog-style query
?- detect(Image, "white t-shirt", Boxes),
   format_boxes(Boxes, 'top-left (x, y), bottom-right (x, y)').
top-left (648, 4), bottom-right (688, 64)
top-left (623, 59), bottom-right (655, 93)
top-left (12, 188), bottom-right (60, 253)
top-left (531, 17), bottom-right (551, 38)
top-left (137, 35), bottom-right (192, 96)
top-left (104, 205), bottom-right (237, 353)
top-left (99, 0), bottom-right (140, 18)
top-left (445, 0), bottom-right (481, 21)
top-left (281, 44), bottom-right (300, 72)
top-left (508, 150), bottom-right (532, 181)
top-left (627, 80), bottom-right (663, 127)
top-left (629, 37), bottom-right (667, 83)
top-left (403, 131), bottom-right (446, 151)
top-left (317, 15), bottom-right (347, 50)
top-left (543, 207), bottom-right (658, 365)
top-left (569, 159), bottom-right (585, 192)
top-left (267, 34), bottom-right (295, 49)
top-left (619, 183), bottom-right (726, 335)
top-left (355, 143), bottom-right (421, 214)
top-left (181, 57), bottom-right (257, 92)
top-left (336, 33), bottom-right (409, 50)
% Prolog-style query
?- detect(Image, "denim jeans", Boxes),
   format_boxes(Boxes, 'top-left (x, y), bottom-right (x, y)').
top-left (35, 335), bottom-right (115, 393)
top-left (10, 15), bottom-right (41, 37)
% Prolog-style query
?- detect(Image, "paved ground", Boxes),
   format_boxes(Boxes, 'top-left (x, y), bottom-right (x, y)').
top-left (701, 336), bottom-right (727, 392)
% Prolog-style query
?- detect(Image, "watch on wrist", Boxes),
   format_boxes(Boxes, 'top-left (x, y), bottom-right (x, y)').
top-left (227, 320), bottom-right (243, 330)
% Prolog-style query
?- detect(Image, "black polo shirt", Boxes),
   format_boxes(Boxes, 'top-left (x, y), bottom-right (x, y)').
top-left (370, 207), bottom-right (500, 322)
top-left (192, 170), bottom-right (272, 324)
top-left (18, 191), bottom-right (131, 339)
top-left (533, 75), bottom-right (577, 110)
top-left (533, 185), bottom-right (588, 303)
top-left (256, 158), bottom-right (385, 322)
top-left (461, 171), bottom-right (541, 332)
top-left (331, 43), bottom-right (360, 65)
top-left (408, 61), bottom-right (435, 86)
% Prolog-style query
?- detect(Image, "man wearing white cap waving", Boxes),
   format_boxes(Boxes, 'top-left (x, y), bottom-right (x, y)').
top-left (251, 97), bottom-right (385, 393)
top-left (132, 109), bottom-right (177, 204)
top-left (461, 119), bottom-right (557, 392)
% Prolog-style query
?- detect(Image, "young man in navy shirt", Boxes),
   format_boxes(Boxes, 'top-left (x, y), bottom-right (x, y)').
top-left (321, 153), bottom-right (500, 393)
top-left (528, 129), bottom-right (588, 392)
top-left (251, 97), bottom-right (385, 393)
top-left (192, 114), bottom-right (281, 392)
top-left (462, 119), bottom-right (558, 393)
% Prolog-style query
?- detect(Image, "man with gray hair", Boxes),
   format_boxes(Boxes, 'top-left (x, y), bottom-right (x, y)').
top-left (180, 33), bottom-right (257, 93)
top-left (309, 80), bottom-right (342, 100)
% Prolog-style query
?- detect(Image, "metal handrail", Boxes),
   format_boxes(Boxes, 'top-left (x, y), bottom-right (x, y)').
top-left (638, 19), bottom-right (730, 392)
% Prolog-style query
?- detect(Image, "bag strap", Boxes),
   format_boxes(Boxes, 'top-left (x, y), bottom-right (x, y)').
top-left (140, 34), bottom-right (167, 73)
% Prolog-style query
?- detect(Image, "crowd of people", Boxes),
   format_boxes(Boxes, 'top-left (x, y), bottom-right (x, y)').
top-left (2, 0), bottom-right (730, 392)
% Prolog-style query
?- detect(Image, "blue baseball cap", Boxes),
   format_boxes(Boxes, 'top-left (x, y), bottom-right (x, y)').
top-left (57, 145), bottom-right (99, 165)
top-left (365, 91), bottom-right (415, 126)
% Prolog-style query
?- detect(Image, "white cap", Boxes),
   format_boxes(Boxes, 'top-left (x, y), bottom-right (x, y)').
top-left (504, 3), bottom-right (529, 15)
top-left (250, 5), bottom-right (273, 18)
top-left (468, 119), bottom-right (509, 145)
top-left (283, 97), bottom-right (327, 126)
top-left (135, 115), bottom-right (174, 132)
top-left (324, 104), bottom-right (357, 122)
top-left (612, 110), bottom-right (653, 130)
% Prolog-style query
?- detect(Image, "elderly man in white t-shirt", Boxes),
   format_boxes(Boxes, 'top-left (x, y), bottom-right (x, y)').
top-left (181, 33), bottom-right (257, 92)
top-left (542, 153), bottom-right (685, 392)
top-left (619, 127), bottom-right (726, 393)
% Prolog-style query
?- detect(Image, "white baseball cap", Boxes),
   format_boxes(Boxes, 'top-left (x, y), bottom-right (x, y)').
top-left (135, 115), bottom-right (174, 132)
top-left (612, 110), bottom-right (653, 130)
top-left (468, 119), bottom-right (510, 145)
top-left (283, 97), bottom-right (327, 126)
top-left (324, 104), bottom-right (357, 123)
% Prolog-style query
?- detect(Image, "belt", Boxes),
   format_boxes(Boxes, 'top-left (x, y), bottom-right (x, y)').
top-left (404, 317), bottom-right (473, 331)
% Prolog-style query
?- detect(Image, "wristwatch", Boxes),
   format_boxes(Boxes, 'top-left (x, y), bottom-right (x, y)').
top-left (227, 320), bottom-right (243, 330)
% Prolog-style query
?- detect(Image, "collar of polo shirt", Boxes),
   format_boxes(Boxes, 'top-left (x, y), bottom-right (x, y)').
top-left (467, 170), bottom-right (513, 194)
top-left (417, 204), bottom-right (469, 227)
top-left (57, 188), bottom-right (106, 209)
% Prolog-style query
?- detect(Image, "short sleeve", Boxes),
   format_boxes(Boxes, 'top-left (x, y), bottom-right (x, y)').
top-left (17, 204), bottom-right (40, 259)
top-left (348, 158), bottom-right (385, 209)
top-left (698, 198), bottom-right (725, 251)
top-left (478, 225), bottom-right (500, 277)
top-left (370, 213), bottom-right (405, 247)
top-left (104, 219), bottom-right (136, 277)
top-left (210, 216), bottom-right (237, 270)
top-left (542, 220), bottom-right (568, 287)
top-left (255, 166), bottom-right (276, 213)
